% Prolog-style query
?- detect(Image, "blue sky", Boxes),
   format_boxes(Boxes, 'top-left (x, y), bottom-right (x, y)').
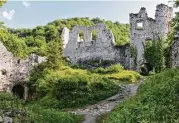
top-left (0, 1), bottom-right (173, 29)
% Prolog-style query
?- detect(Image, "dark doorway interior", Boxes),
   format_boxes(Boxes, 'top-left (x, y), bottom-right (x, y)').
top-left (12, 85), bottom-right (24, 99)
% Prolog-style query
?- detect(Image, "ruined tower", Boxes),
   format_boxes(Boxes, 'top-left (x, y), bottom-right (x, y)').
top-left (130, 4), bottom-right (173, 71)
top-left (155, 4), bottom-right (173, 40)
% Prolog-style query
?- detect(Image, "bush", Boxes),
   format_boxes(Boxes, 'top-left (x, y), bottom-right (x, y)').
top-left (106, 70), bottom-right (141, 83)
top-left (40, 73), bottom-right (119, 109)
top-left (102, 69), bottom-right (179, 123)
top-left (92, 65), bottom-right (124, 74)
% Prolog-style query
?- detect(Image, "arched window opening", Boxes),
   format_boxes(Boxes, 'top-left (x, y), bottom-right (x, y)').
top-left (78, 31), bottom-right (84, 42)
top-left (91, 30), bottom-right (97, 41)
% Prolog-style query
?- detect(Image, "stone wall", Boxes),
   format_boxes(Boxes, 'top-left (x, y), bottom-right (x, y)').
top-left (171, 33), bottom-right (179, 68)
top-left (130, 4), bottom-right (172, 71)
top-left (0, 41), bottom-right (45, 98)
top-left (63, 23), bottom-right (130, 69)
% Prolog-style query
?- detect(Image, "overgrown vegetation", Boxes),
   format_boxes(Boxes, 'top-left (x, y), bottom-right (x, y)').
top-left (29, 65), bottom-right (141, 109)
top-left (0, 92), bottom-right (82, 123)
top-left (101, 68), bottom-right (179, 123)
top-left (92, 65), bottom-right (141, 83)
top-left (144, 39), bottom-right (165, 73)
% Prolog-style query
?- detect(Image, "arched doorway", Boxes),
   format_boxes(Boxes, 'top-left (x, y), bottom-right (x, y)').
top-left (140, 63), bottom-right (153, 76)
top-left (12, 85), bottom-right (24, 99)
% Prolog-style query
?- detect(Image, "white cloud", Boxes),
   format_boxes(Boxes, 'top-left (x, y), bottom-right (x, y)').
top-left (22, 0), bottom-right (31, 8)
top-left (2, 9), bottom-right (15, 20)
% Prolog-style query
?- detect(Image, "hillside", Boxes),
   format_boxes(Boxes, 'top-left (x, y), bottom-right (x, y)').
top-left (7, 18), bottom-right (129, 57)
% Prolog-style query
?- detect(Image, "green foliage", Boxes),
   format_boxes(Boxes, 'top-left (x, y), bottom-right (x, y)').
top-left (102, 69), bottom-right (179, 123)
top-left (0, 92), bottom-right (82, 123)
top-left (105, 21), bottom-right (130, 46)
top-left (130, 45), bottom-right (137, 65)
top-left (92, 65), bottom-right (141, 83)
top-left (106, 70), bottom-right (141, 83)
top-left (29, 104), bottom-right (83, 123)
top-left (92, 65), bottom-right (124, 74)
top-left (91, 30), bottom-right (97, 40)
top-left (0, 0), bottom-right (6, 6)
top-left (47, 74), bottom-right (118, 109)
top-left (144, 39), bottom-right (165, 73)
top-left (9, 17), bottom-right (130, 47)
top-left (30, 66), bottom-right (119, 109)
top-left (2, 34), bottom-right (28, 59)
top-left (0, 22), bottom-right (8, 41)
top-left (46, 35), bottom-right (64, 69)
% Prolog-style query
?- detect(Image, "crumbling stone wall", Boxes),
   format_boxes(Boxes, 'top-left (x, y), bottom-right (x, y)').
top-left (171, 33), bottom-right (179, 68)
top-left (63, 23), bottom-right (130, 69)
top-left (0, 42), bottom-right (45, 99)
top-left (130, 4), bottom-right (173, 71)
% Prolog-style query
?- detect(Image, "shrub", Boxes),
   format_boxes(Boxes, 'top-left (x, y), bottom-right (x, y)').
top-left (40, 74), bottom-right (119, 109)
top-left (92, 65), bottom-right (124, 74)
top-left (106, 70), bottom-right (141, 83)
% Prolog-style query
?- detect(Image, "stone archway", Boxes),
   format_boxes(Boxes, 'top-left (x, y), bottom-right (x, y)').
top-left (140, 63), bottom-right (153, 76)
top-left (12, 84), bottom-right (24, 99)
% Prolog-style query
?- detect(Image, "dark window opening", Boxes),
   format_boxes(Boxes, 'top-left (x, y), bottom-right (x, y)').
top-left (17, 59), bottom-right (20, 64)
top-left (1, 69), bottom-right (7, 75)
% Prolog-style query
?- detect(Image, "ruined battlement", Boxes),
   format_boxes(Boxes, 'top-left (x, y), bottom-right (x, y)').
top-left (130, 3), bottom-right (173, 71)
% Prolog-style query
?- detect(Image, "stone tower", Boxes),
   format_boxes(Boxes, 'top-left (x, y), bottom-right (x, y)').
top-left (155, 4), bottom-right (173, 40)
top-left (130, 4), bottom-right (173, 71)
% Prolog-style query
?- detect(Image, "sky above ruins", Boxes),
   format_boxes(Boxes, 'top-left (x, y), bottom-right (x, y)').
top-left (0, 0), bottom-right (175, 28)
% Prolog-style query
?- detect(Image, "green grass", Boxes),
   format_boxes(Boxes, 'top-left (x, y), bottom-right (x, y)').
top-left (30, 65), bottom-right (141, 109)
top-left (101, 68), bottom-right (179, 123)
top-left (0, 92), bottom-right (83, 123)
top-left (92, 65), bottom-right (142, 83)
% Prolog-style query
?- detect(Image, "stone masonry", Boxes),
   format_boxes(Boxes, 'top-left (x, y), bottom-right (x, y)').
top-left (63, 4), bottom-right (173, 71)
top-left (130, 4), bottom-right (173, 71)
top-left (0, 41), bottom-right (45, 99)
top-left (171, 33), bottom-right (179, 68)
top-left (63, 23), bottom-right (131, 69)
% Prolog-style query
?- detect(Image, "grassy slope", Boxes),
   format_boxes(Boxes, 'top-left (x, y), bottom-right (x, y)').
top-left (30, 65), bottom-right (141, 109)
top-left (101, 68), bottom-right (179, 123)
top-left (0, 93), bottom-right (83, 123)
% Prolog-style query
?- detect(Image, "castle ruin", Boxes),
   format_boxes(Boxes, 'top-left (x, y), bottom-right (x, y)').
top-left (0, 42), bottom-right (45, 99)
top-left (0, 3), bottom-right (174, 98)
top-left (130, 4), bottom-right (173, 71)
top-left (63, 23), bottom-right (131, 69)
top-left (62, 4), bottom-right (173, 71)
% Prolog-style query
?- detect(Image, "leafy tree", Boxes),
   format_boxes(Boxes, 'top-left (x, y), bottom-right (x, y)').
top-left (0, 0), bottom-right (6, 6)
top-left (3, 34), bottom-right (28, 58)
top-left (46, 34), bottom-right (63, 69)
top-left (144, 39), bottom-right (165, 73)
top-left (0, 22), bottom-right (8, 41)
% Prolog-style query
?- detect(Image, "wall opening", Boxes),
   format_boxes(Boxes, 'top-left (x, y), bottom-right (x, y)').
top-left (1, 69), bottom-right (7, 75)
top-left (140, 63), bottom-right (153, 76)
top-left (78, 31), bottom-right (84, 42)
top-left (136, 22), bottom-right (143, 30)
top-left (91, 30), bottom-right (97, 41)
top-left (12, 85), bottom-right (24, 99)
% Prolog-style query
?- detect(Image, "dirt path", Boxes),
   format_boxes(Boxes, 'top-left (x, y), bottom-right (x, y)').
top-left (68, 81), bottom-right (142, 123)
